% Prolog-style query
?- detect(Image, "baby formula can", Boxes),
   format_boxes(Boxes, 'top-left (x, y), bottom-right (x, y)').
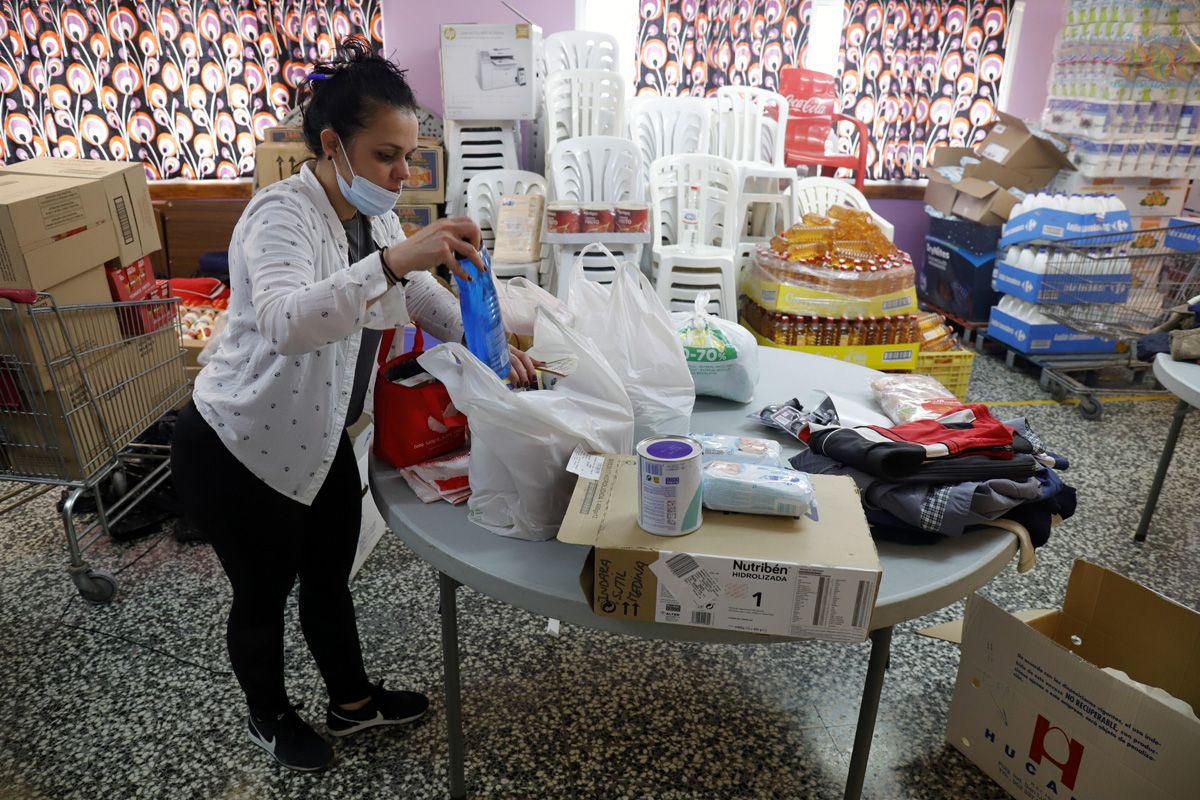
top-left (636, 435), bottom-right (703, 536)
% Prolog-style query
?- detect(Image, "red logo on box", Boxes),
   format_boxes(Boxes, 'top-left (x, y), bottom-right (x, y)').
top-left (1030, 713), bottom-right (1085, 791)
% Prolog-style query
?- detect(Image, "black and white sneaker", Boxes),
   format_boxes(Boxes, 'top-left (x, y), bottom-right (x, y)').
top-left (326, 681), bottom-right (429, 737)
top-left (247, 703), bottom-right (334, 773)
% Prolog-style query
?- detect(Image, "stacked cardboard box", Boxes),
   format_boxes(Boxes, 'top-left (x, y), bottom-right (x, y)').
top-left (921, 115), bottom-right (1073, 323)
top-left (0, 156), bottom-right (178, 479)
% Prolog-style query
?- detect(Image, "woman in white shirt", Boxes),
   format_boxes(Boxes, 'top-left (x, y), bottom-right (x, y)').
top-left (170, 39), bottom-right (534, 773)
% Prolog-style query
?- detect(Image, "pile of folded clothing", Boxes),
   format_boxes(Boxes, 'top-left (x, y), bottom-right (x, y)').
top-left (791, 404), bottom-right (1075, 554)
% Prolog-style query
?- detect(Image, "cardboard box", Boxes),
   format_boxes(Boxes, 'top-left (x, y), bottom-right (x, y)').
top-left (254, 127), bottom-right (311, 191)
top-left (2, 158), bottom-right (160, 266)
top-left (439, 23), bottom-right (542, 120)
top-left (0, 172), bottom-right (118, 290)
top-left (1128, 216), bottom-right (1171, 251)
top-left (1050, 174), bottom-right (1189, 218)
top-left (105, 256), bottom-right (156, 302)
top-left (399, 139), bottom-right (445, 204)
top-left (6, 266), bottom-right (123, 392)
top-left (920, 236), bottom-right (1000, 322)
top-left (946, 560), bottom-right (1200, 800)
top-left (742, 270), bottom-right (919, 318)
top-left (557, 457), bottom-right (881, 643)
top-left (394, 204), bottom-right (436, 237)
top-left (987, 306), bottom-right (1118, 355)
top-left (115, 279), bottom-right (174, 338)
top-left (492, 193), bottom-right (544, 262)
top-left (925, 168), bottom-right (1020, 226)
top-left (746, 325), bottom-right (918, 369)
top-left (975, 112), bottom-right (1075, 188)
top-left (994, 261), bottom-right (1131, 305)
top-left (927, 213), bottom-right (1002, 256)
top-left (1000, 207), bottom-right (1134, 248)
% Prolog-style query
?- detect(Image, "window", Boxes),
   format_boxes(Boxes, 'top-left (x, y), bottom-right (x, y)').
top-left (626, 0), bottom-right (1017, 181)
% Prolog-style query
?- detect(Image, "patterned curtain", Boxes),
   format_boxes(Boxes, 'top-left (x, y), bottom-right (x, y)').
top-left (635, 0), bottom-right (815, 96)
top-left (839, 1), bottom-right (1013, 181)
top-left (0, 1), bottom-right (383, 180)
top-left (635, 1), bottom-right (1014, 182)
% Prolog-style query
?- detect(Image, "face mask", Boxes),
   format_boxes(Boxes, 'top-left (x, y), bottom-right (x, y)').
top-left (333, 134), bottom-right (402, 216)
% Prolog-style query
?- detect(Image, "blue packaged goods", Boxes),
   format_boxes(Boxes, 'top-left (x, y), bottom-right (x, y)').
top-left (691, 433), bottom-right (784, 467)
top-left (454, 247), bottom-right (512, 380)
top-left (1000, 207), bottom-right (1133, 248)
top-left (920, 236), bottom-right (1000, 322)
top-left (702, 461), bottom-right (816, 517)
top-left (993, 260), bottom-right (1130, 305)
top-left (987, 305), bottom-right (1117, 355)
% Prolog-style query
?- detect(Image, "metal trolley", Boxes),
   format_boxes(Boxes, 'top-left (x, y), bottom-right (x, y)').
top-left (0, 290), bottom-right (190, 603)
top-left (1005, 222), bottom-right (1200, 419)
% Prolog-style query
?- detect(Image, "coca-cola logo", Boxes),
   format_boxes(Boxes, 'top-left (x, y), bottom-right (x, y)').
top-left (784, 94), bottom-right (833, 115)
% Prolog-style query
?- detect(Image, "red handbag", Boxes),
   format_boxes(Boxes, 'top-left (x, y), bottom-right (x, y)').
top-left (373, 327), bottom-right (467, 469)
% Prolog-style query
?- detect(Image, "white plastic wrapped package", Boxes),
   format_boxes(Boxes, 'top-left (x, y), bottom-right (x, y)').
top-left (692, 433), bottom-right (784, 467)
top-left (702, 461), bottom-right (816, 517)
top-left (869, 374), bottom-right (963, 424)
top-left (671, 292), bottom-right (759, 403)
top-left (419, 309), bottom-right (634, 541)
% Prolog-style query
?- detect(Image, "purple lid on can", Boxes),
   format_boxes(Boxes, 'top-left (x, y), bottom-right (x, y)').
top-left (645, 439), bottom-right (696, 460)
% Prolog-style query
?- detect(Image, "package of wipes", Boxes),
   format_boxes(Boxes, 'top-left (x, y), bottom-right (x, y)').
top-left (702, 461), bottom-right (816, 518)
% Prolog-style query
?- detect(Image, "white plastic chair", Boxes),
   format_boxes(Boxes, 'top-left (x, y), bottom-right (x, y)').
top-left (629, 96), bottom-right (713, 202)
top-left (465, 170), bottom-right (548, 283)
top-left (543, 69), bottom-right (626, 170)
top-left (792, 176), bottom-right (895, 241)
top-left (649, 154), bottom-right (741, 320)
top-left (713, 86), bottom-right (797, 270)
top-left (444, 120), bottom-right (520, 217)
top-left (549, 135), bottom-right (643, 297)
top-left (542, 31), bottom-right (620, 74)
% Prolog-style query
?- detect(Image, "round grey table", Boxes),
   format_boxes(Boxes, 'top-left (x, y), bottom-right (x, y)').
top-left (370, 346), bottom-right (1018, 800)
top-left (1134, 353), bottom-right (1200, 541)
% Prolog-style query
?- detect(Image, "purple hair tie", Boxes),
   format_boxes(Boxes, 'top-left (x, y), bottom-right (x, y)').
top-left (307, 71), bottom-right (332, 81)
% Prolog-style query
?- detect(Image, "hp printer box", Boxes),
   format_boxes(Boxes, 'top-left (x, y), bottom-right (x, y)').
top-left (439, 23), bottom-right (542, 120)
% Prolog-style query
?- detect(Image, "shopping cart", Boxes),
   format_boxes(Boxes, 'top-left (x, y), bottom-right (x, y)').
top-left (1004, 222), bottom-right (1200, 419)
top-left (0, 289), bottom-right (190, 603)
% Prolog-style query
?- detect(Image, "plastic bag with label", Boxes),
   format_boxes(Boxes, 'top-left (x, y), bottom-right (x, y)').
top-left (671, 292), bottom-right (759, 403)
top-left (564, 243), bottom-right (695, 441)
top-left (869, 374), bottom-right (963, 425)
top-left (418, 308), bottom-right (634, 541)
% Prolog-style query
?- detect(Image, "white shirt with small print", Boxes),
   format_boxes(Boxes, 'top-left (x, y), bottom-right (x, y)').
top-left (192, 164), bottom-right (462, 505)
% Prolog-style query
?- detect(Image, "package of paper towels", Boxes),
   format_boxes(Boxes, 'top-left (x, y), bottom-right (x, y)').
top-left (702, 461), bottom-right (816, 517)
top-left (692, 433), bottom-right (784, 467)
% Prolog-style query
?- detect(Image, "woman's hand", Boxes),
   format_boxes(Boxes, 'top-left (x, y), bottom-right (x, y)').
top-left (384, 217), bottom-right (486, 282)
top-left (508, 344), bottom-right (541, 388)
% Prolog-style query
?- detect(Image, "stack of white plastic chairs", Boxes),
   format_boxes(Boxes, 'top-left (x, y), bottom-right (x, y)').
top-left (539, 31), bottom-right (638, 294)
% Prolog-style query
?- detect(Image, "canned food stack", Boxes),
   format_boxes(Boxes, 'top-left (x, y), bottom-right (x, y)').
top-left (740, 206), bottom-right (921, 369)
top-left (545, 201), bottom-right (650, 234)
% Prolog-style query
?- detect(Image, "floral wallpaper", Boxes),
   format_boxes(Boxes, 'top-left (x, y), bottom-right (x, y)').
top-left (634, 0), bottom-right (1014, 181)
top-left (0, 1), bottom-right (382, 180)
top-left (839, 1), bottom-right (1012, 180)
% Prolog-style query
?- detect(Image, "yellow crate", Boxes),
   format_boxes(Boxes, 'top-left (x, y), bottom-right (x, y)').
top-left (915, 347), bottom-right (975, 401)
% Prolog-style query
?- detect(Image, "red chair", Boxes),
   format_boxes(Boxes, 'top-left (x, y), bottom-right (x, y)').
top-left (779, 66), bottom-right (869, 192)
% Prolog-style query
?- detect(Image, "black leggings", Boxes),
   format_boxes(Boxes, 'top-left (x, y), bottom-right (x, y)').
top-left (171, 401), bottom-right (370, 716)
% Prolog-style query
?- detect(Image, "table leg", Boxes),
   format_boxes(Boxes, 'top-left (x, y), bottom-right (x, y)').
top-left (843, 626), bottom-right (893, 800)
top-left (1134, 399), bottom-right (1189, 542)
top-left (439, 571), bottom-right (467, 799)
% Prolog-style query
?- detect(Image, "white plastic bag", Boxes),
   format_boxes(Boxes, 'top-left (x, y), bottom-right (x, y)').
top-left (564, 243), bottom-right (695, 442)
top-left (671, 292), bottom-right (759, 403)
top-left (418, 309), bottom-right (634, 541)
top-left (493, 274), bottom-right (574, 338)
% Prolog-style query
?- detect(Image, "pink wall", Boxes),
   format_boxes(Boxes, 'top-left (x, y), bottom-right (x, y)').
top-left (1001, 0), bottom-right (1069, 120)
top-left (382, 1), bottom-right (577, 116)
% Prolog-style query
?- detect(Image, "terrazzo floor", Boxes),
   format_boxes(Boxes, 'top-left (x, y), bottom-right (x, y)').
top-left (1, 352), bottom-right (1197, 800)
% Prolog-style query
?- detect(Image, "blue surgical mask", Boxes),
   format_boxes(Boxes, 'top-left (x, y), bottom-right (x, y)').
top-left (333, 134), bottom-right (402, 216)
